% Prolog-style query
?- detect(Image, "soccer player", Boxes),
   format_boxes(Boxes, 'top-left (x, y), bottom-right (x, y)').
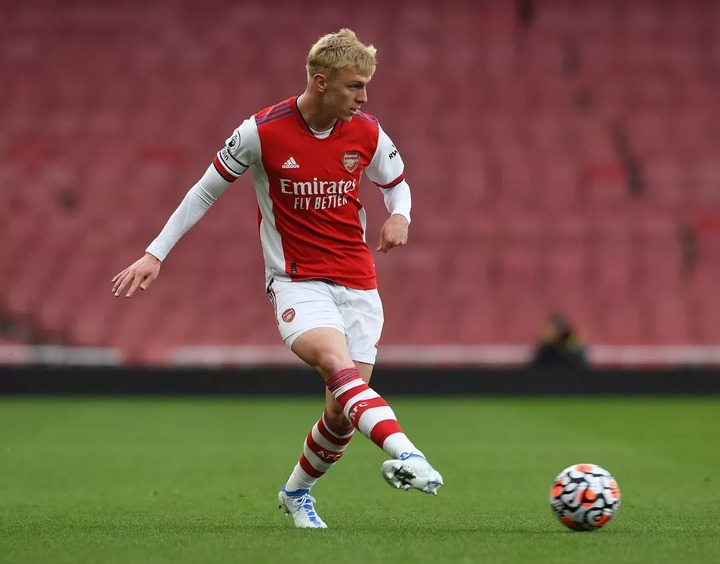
top-left (111, 28), bottom-right (443, 528)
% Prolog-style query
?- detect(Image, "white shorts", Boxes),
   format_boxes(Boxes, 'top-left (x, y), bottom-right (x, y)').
top-left (267, 279), bottom-right (384, 365)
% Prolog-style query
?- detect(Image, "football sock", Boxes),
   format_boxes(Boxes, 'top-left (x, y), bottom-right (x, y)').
top-left (325, 367), bottom-right (423, 460)
top-left (284, 410), bottom-right (355, 492)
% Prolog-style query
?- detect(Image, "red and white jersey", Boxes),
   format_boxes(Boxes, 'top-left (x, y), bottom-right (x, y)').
top-left (212, 96), bottom-right (406, 290)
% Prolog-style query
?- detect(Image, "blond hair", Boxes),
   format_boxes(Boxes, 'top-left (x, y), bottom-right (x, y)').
top-left (306, 28), bottom-right (377, 78)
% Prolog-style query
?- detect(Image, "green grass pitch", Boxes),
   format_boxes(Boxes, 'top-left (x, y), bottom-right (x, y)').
top-left (1, 395), bottom-right (719, 563)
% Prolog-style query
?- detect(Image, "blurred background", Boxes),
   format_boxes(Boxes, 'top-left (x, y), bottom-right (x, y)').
top-left (2, 0), bottom-right (720, 376)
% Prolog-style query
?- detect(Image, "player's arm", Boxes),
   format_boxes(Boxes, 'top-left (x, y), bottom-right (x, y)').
top-left (111, 167), bottom-right (232, 297)
top-left (112, 121), bottom-right (259, 297)
top-left (365, 126), bottom-right (412, 253)
top-left (377, 181), bottom-right (411, 253)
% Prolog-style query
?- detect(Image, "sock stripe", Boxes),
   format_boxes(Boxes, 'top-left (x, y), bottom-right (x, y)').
top-left (321, 411), bottom-right (354, 438)
top-left (305, 434), bottom-right (344, 463)
top-left (347, 396), bottom-right (388, 426)
top-left (333, 379), bottom-right (366, 399)
top-left (316, 419), bottom-right (354, 447)
top-left (298, 454), bottom-right (325, 478)
top-left (326, 368), bottom-right (361, 393)
top-left (357, 405), bottom-right (397, 435)
top-left (371, 419), bottom-right (404, 445)
top-left (325, 367), bottom-right (419, 461)
top-left (285, 410), bottom-right (357, 492)
top-left (338, 384), bottom-right (377, 409)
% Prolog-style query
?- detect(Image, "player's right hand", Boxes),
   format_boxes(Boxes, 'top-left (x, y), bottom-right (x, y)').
top-left (112, 252), bottom-right (161, 298)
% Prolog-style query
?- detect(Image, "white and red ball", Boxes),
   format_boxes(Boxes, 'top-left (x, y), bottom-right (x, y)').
top-left (550, 463), bottom-right (621, 531)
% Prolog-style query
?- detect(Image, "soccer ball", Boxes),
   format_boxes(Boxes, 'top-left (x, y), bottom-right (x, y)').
top-left (550, 463), bottom-right (621, 531)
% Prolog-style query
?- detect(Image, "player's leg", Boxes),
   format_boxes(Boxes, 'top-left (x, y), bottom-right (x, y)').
top-left (324, 359), bottom-right (372, 422)
top-left (272, 281), bottom-right (355, 528)
top-left (291, 298), bottom-right (442, 494)
top-left (278, 363), bottom-right (367, 528)
top-left (282, 402), bottom-right (355, 493)
top-left (279, 361), bottom-right (367, 495)
top-left (336, 287), bottom-right (444, 495)
top-left (274, 281), bottom-right (441, 529)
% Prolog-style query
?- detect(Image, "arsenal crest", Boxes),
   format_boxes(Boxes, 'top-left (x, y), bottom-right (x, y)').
top-left (342, 151), bottom-right (360, 173)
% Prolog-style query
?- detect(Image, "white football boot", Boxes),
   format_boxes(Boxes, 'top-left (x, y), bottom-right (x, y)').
top-left (381, 453), bottom-right (444, 495)
top-left (278, 488), bottom-right (328, 529)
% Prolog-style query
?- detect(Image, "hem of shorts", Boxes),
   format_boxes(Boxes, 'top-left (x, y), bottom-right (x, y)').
top-left (283, 324), bottom-right (346, 349)
top-left (349, 354), bottom-right (377, 366)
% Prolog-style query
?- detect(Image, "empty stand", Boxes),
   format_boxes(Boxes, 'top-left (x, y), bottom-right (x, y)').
top-left (2, 0), bottom-right (719, 363)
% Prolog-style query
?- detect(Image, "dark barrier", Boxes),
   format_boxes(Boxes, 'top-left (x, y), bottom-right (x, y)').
top-left (0, 366), bottom-right (719, 395)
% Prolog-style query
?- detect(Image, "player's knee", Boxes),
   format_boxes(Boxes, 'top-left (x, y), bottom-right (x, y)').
top-left (314, 350), bottom-right (352, 377)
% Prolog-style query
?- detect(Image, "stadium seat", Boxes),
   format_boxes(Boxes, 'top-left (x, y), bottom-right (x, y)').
top-left (2, 0), bottom-right (717, 362)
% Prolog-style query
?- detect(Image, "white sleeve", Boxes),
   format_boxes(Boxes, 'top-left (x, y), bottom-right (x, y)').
top-left (380, 180), bottom-right (412, 223)
top-left (145, 164), bottom-right (232, 261)
top-left (365, 125), bottom-right (406, 188)
top-left (213, 117), bottom-right (261, 181)
top-left (365, 125), bottom-right (411, 223)
top-left (145, 117), bottom-right (261, 260)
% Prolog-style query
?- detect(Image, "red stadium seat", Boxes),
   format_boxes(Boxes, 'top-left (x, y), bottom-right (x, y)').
top-left (1, 0), bottom-right (716, 360)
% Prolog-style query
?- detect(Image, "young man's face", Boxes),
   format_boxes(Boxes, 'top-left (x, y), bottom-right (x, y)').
top-left (321, 66), bottom-right (373, 122)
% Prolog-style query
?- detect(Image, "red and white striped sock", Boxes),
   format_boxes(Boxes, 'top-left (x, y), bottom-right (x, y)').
top-left (284, 410), bottom-right (355, 492)
top-left (325, 367), bottom-right (422, 460)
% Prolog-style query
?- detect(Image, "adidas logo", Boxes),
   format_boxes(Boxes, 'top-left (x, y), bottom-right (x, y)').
top-left (282, 157), bottom-right (300, 169)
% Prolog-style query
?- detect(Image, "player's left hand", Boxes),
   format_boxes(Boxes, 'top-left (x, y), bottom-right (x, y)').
top-left (377, 214), bottom-right (409, 253)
